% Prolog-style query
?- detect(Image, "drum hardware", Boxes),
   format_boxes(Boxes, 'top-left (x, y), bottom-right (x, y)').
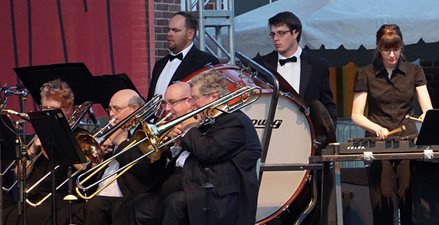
top-left (75, 85), bottom-right (262, 200)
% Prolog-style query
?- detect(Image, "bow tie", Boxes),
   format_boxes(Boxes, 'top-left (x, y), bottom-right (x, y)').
top-left (279, 56), bottom-right (297, 66)
top-left (169, 53), bottom-right (183, 61)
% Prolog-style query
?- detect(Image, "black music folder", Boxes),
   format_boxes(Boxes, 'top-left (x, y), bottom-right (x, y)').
top-left (416, 109), bottom-right (439, 145)
top-left (0, 114), bottom-right (17, 160)
top-left (14, 63), bottom-right (94, 105)
top-left (15, 63), bottom-right (141, 109)
top-left (27, 109), bottom-right (86, 165)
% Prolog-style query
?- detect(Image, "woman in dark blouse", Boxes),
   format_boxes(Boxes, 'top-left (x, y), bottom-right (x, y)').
top-left (351, 24), bottom-right (433, 225)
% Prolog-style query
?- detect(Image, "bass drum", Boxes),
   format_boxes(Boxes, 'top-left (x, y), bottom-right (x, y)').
top-left (241, 92), bottom-right (315, 224)
top-left (183, 64), bottom-right (315, 224)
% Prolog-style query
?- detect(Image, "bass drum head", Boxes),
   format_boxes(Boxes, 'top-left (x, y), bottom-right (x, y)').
top-left (241, 94), bottom-right (314, 223)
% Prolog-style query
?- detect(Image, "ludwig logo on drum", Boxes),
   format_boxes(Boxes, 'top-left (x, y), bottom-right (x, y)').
top-left (251, 119), bottom-right (283, 129)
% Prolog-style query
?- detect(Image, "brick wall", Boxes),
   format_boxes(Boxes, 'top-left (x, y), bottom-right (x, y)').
top-left (154, 0), bottom-right (181, 59)
top-left (421, 60), bottom-right (439, 108)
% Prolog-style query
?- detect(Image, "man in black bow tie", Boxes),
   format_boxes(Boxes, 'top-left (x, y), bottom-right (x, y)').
top-left (147, 11), bottom-right (219, 100)
top-left (254, 11), bottom-right (336, 123)
top-left (253, 11), bottom-right (337, 225)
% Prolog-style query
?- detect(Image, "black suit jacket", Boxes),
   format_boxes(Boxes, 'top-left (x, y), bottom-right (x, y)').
top-left (180, 111), bottom-right (262, 225)
top-left (147, 46), bottom-right (219, 99)
top-left (254, 50), bottom-right (337, 123)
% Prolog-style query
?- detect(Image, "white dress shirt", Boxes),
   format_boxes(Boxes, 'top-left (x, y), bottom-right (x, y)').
top-left (277, 47), bottom-right (302, 93)
top-left (154, 43), bottom-right (194, 96)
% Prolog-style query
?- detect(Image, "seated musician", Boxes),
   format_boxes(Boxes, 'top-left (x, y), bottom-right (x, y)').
top-left (160, 71), bottom-right (262, 225)
top-left (112, 82), bottom-right (197, 225)
top-left (351, 24), bottom-right (433, 224)
top-left (82, 89), bottom-right (167, 225)
top-left (3, 79), bottom-right (84, 225)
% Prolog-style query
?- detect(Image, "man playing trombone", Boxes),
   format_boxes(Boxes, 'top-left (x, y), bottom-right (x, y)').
top-left (160, 71), bottom-right (262, 225)
top-left (113, 82), bottom-right (197, 225)
top-left (82, 89), bottom-right (167, 225)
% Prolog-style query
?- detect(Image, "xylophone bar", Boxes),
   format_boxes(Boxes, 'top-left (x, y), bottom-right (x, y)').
top-left (321, 139), bottom-right (438, 155)
top-left (310, 151), bottom-right (438, 163)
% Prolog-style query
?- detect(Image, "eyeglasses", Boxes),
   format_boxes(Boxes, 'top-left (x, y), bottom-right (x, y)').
top-left (192, 92), bottom-right (217, 101)
top-left (41, 83), bottom-right (62, 92)
top-left (269, 30), bottom-right (292, 38)
top-left (381, 48), bottom-right (401, 55)
top-left (106, 105), bottom-right (130, 114)
top-left (163, 97), bottom-right (189, 107)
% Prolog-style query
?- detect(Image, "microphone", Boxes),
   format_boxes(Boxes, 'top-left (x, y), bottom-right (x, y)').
top-left (4, 89), bottom-right (29, 97)
top-left (3, 109), bottom-right (30, 120)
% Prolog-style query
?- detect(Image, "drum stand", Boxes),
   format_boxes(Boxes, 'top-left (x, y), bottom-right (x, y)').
top-left (259, 163), bottom-right (323, 225)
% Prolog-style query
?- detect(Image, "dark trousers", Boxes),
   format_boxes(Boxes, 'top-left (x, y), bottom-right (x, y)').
top-left (113, 192), bottom-right (162, 225)
top-left (161, 191), bottom-right (189, 225)
top-left (161, 168), bottom-right (188, 225)
top-left (368, 160), bottom-right (412, 225)
top-left (83, 196), bottom-right (126, 225)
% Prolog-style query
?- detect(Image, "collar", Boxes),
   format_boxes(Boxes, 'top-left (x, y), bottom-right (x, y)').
top-left (170, 42), bottom-right (194, 59)
top-left (278, 46), bottom-right (302, 60)
top-left (373, 59), bottom-right (407, 77)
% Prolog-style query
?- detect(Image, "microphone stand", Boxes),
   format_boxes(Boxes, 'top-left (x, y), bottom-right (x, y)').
top-left (16, 120), bottom-right (27, 225)
top-left (0, 97), bottom-right (5, 225)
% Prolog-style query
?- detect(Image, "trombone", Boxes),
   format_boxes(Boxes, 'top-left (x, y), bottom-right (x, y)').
top-left (22, 101), bottom-right (94, 207)
top-left (75, 85), bottom-right (262, 199)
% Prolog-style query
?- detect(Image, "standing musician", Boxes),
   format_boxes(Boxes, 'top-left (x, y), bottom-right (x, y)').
top-left (253, 11), bottom-right (336, 123)
top-left (113, 82), bottom-right (196, 225)
top-left (254, 11), bottom-right (337, 225)
top-left (3, 79), bottom-right (84, 225)
top-left (161, 71), bottom-right (262, 225)
top-left (147, 11), bottom-right (219, 99)
top-left (82, 89), bottom-right (167, 225)
top-left (351, 24), bottom-right (433, 225)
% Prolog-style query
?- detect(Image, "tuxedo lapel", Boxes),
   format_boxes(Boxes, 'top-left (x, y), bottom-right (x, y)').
top-left (299, 53), bottom-right (312, 97)
top-left (172, 47), bottom-right (197, 81)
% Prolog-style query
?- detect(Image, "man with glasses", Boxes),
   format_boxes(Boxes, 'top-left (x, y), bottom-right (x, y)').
top-left (160, 71), bottom-right (262, 225)
top-left (254, 11), bottom-right (337, 225)
top-left (254, 11), bottom-right (336, 122)
top-left (147, 11), bottom-right (219, 100)
top-left (112, 82), bottom-right (196, 225)
top-left (83, 89), bottom-right (167, 225)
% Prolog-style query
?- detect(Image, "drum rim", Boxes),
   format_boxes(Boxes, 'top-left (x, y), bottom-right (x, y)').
top-left (256, 98), bottom-right (316, 224)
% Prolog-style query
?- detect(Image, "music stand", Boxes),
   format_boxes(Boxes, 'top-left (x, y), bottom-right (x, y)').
top-left (27, 109), bottom-right (86, 225)
top-left (0, 114), bottom-right (18, 161)
top-left (89, 73), bottom-right (142, 109)
top-left (15, 63), bottom-right (142, 110)
top-left (416, 109), bottom-right (439, 145)
top-left (14, 63), bottom-right (94, 106)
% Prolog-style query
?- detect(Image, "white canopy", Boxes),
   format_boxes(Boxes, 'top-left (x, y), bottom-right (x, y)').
top-left (234, 0), bottom-right (439, 57)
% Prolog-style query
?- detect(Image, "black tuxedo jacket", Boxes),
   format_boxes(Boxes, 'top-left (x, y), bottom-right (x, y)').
top-left (180, 111), bottom-right (262, 225)
top-left (254, 50), bottom-right (337, 123)
top-left (147, 46), bottom-right (219, 99)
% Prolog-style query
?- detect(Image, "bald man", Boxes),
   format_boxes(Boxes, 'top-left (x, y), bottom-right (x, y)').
top-left (113, 83), bottom-right (196, 225)
top-left (83, 89), bottom-right (167, 225)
